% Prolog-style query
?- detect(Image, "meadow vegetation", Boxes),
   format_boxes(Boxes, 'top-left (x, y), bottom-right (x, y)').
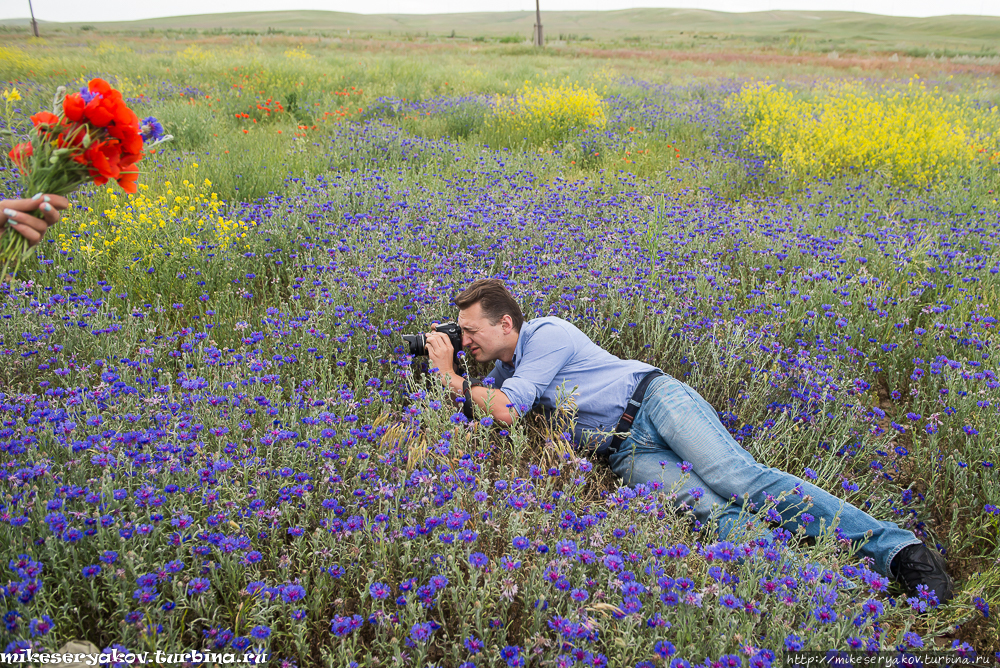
top-left (0, 28), bottom-right (998, 666)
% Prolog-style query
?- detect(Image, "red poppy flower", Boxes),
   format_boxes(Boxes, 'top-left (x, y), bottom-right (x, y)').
top-left (108, 122), bottom-right (142, 156)
top-left (30, 111), bottom-right (60, 128)
top-left (116, 167), bottom-right (139, 194)
top-left (84, 140), bottom-right (122, 183)
top-left (62, 92), bottom-right (85, 124)
top-left (83, 99), bottom-right (115, 128)
top-left (62, 79), bottom-right (126, 129)
top-left (88, 78), bottom-right (113, 96)
top-left (8, 143), bottom-right (33, 170)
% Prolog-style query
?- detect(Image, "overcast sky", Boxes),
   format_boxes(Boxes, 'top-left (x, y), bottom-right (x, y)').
top-left (4, 0), bottom-right (999, 24)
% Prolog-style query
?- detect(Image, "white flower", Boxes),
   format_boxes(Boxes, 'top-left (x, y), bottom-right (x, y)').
top-left (500, 578), bottom-right (518, 601)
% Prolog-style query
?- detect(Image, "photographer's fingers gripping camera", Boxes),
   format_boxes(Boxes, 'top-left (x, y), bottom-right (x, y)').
top-left (402, 322), bottom-right (464, 369)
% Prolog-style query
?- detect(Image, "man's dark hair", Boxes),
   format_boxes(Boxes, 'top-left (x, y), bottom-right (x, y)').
top-left (454, 279), bottom-right (524, 333)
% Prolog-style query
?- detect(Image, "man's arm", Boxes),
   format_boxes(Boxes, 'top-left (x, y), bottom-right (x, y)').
top-left (482, 321), bottom-right (573, 420)
top-left (424, 331), bottom-right (516, 425)
top-left (425, 320), bottom-right (573, 426)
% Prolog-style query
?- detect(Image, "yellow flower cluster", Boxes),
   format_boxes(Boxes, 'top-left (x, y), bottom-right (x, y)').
top-left (734, 78), bottom-right (1000, 185)
top-left (93, 41), bottom-right (133, 56)
top-left (284, 47), bottom-right (314, 60)
top-left (0, 47), bottom-right (35, 74)
top-left (486, 80), bottom-right (607, 145)
top-left (57, 179), bottom-right (253, 264)
top-left (177, 45), bottom-right (211, 65)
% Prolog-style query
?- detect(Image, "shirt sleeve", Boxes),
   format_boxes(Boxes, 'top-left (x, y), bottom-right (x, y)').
top-left (497, 322), bottom-right (575, 416)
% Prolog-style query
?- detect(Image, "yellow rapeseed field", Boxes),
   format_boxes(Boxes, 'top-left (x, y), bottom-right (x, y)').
top-left (0, 47), bottom-right (41, 75)
top-left (486, 80), bottom-right (607, 146)
top-left (734, 77), bottom-right (1000, 185)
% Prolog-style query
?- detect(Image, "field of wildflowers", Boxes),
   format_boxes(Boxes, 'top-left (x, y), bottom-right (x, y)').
top-left (734, 78), bottom-right (1000, 186)
top-left (0, 32), bottom-right (998, 667)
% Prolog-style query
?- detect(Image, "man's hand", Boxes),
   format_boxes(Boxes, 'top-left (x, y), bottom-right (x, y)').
top-left (1, 194), bottom-right (70, 247)
top-left (425, 321), bottom-right (514, 425)
top-left (425, 322), bottom-right (457, 381)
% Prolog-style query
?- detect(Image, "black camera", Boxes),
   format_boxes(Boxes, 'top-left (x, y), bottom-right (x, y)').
top-left (402, 322), bottom-right (464, 363)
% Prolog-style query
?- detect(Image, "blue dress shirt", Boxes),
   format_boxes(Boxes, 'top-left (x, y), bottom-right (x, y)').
top-left (484, 316), bottom-right (658, 452)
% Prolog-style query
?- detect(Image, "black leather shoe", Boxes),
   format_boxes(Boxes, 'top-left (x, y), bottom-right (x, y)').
top-left (890, 543), bottom-right (955, 604)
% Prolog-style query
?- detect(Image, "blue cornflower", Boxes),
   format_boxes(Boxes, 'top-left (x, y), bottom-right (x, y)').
top-left (653, 641), bottom-right (676, 659)
top-left (29, 615), bottom-right (53, 637)
top-left (464, 635), bottom-right (483, 654)
top-left (974, 597), bottom-right (990, 619)
top-left (369, 582), bottom-right (390, 600)
top-left (814, 605), bottom-right (837, 623)
top-left (187, 578), bottom-right (211, 596)
top-left (249, 625), bottom-right (271, 640)
top-left (281, 584), bottom-right (306, 603)
top-left (500, 646), bottom-right (522, 667)
top-left (140, 117), bottom-right (165, 143)
top-left (719, 593), bottom-right (742, 610)
top-left (410, 621), bottom-right (433, 643)
top-left (330, 615), bottom-right (362, 637)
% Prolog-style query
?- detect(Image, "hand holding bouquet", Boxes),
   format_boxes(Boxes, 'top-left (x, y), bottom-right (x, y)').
top-left (2, 78), bottom-right (169, 281)
top-left (1, 194), bottom-right (71, 247)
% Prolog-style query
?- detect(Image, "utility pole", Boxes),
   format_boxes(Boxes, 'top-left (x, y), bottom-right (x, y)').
top-left (533, 0), bottom-right (543, 47)
top-left (27, 0), bottom-right (39, 37)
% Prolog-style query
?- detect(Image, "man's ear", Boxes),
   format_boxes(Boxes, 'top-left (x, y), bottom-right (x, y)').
top-left (502, 314), bottom-right (514, 334)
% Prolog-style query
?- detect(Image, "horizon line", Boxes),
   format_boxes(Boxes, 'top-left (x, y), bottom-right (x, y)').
top-left (4, 7), bottom-right (1000, 23)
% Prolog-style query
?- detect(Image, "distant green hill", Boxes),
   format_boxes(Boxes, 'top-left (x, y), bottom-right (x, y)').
top-left (2, 9), bottom-right (998, 53)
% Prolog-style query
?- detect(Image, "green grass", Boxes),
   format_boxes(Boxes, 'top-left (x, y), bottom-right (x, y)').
top-left (2, 9), bottom-right (1000, 56)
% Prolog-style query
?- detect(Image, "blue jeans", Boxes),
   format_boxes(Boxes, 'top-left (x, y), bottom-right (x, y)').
top-left (607, 374), bottom-right (920, 576)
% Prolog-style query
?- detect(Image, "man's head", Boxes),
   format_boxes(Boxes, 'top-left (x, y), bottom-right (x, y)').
top-left (454, 279), bottom-right (523, 364)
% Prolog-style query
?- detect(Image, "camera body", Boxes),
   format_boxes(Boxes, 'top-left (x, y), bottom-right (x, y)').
top-left (402, 322), bottom-right (464, 366)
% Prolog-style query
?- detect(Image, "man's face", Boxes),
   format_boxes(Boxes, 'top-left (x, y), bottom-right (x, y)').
top-left (457, 302), bottom-right (510, 363)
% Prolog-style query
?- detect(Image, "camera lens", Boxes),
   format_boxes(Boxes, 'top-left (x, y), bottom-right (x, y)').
top-left (401, 332), bottom-right (426, 356)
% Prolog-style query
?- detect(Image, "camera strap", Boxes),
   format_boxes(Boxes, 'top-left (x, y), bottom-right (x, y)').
top-left (606, 370), bottom-right (664, 455)
top-left (461, 377), bottom-right (483, 421)
top-left (462, 380), bottom-right (474, 420)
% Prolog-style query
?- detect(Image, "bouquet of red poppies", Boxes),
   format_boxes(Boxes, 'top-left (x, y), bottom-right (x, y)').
top-left (2, 78), bottom-right (167, 281)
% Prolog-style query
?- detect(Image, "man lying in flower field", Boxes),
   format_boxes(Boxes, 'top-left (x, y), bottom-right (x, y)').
top-left (425, 278), bottom-right (955, 603)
